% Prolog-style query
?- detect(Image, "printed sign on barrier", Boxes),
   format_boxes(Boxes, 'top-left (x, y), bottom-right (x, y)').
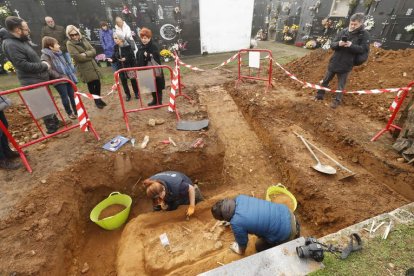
top-left (137, 69), bottom-right (157, 94)
top-left (248, 52), bottom-right (261, 68)
top-left (21, 87), bottom-right (57, 119)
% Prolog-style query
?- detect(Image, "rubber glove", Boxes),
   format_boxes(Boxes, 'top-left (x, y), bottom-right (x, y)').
top-left (186, 205), bottom-right (195, 217)
top-left (230, 242), bottom-right (243, 255)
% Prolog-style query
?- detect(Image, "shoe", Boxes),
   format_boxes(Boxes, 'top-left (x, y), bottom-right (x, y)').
top-left (95, 103), bottom-right (104, 109)
top-left (330, 100), bottom-right (340, 109)
top-left (46, 128), bottom-right (57, 135)
top-left (314, 95), bottom-right (324, 101)
top-left (57, 120), bottom-right (65, 127)
top-left (100, 100), bottom-right (107, 106)
top-left (68, 114), bottom-right (77, 120)
top-left (135, 94), bottom-right (140, 99)
top-left (0, 159), bottom-right (21, 170)
top-left (148, 101), bottom-right (156, 106)
top-left (5, 150), bottom-right (20, 159)
top-left (126, 95), bottom-right (131, 102)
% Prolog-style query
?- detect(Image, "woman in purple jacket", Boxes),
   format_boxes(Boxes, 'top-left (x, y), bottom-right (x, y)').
top-left (99, 21), bottom-right (117, 71)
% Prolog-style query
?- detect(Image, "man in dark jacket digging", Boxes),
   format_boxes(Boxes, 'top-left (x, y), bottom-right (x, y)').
top-left (315, 13), bottom-right (370, 109)
top-left (211, 195), bottom-right (300, 254)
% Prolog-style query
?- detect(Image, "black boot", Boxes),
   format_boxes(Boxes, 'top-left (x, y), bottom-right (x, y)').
top-left (5, 150), bottom-right (20, 159)
top-left (99, 99), bottom-right (107, 106)
top-left (148, 92), bottom-right (157, 106)
top-left (157, 90), bottom-right (163, 104)
top-left (94, 99), bottom-right (104, 109)
top-left (0, 159), bottom-right (21, 170)
top-left (125, 94), bottom-right (131, 102)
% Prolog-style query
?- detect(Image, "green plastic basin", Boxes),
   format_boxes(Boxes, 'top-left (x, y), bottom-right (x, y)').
top-left (90, 192), bottom-right (132, 230)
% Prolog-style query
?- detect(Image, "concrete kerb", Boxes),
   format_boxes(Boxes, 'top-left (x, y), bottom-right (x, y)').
top-left (319, 202), bottom-right (414, 245)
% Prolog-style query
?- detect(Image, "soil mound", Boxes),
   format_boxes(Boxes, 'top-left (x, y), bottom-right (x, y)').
top-left (274, 46), bottom-right (414, 91)
top-left (273, 47), bottom-right (414, 120)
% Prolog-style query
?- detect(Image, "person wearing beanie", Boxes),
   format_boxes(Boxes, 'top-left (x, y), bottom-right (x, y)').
top-left (66, 25), bottom-right (106, 109)
top-left (211, 195), bottom-right (300, 254)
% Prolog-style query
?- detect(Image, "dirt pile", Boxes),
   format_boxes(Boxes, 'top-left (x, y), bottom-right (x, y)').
top-left (273, 47), bottom-right (414, 120)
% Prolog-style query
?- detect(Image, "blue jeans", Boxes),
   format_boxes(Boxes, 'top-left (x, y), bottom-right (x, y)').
top-left (55, 83), bottom-right (76, 116)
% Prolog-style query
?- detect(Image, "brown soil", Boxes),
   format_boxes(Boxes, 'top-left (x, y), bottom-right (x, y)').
top-left (273, 46), bottom-right (414, 121)
top-left (98, 204), bottom-right (127, 220)
top-left (1, 47), bottom-right (413, 276)
top-left (270, 194), bottom-right (295, 212)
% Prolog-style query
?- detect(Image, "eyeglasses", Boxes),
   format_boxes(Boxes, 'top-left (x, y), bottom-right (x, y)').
top-left (69, 33), bottom-right (79, 37)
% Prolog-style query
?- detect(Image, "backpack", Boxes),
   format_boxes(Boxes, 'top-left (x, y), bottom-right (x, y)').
top-left (353, 30), bottom-right (370, 66)
top-left (354, 50), bottom-right (369, 66)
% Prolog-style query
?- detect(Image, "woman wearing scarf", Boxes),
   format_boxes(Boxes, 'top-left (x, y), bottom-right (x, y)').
top-left (41, 36), bottom-right (78, 119)
top-left (136, 28), bottom-right (165, 106)
top-left (66, 25), bottom-right (106, 109)
top-left (107, 31), bottom-right (139, 101)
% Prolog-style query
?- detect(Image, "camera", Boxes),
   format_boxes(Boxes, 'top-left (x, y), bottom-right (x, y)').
top-left (296, 237), bottom-right (325, 262)
top-left (341, 36), bottom-right (348, 42)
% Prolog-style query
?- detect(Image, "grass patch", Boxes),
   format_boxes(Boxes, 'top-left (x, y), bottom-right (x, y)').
top-left (311, 223), bottom-right (414, 276)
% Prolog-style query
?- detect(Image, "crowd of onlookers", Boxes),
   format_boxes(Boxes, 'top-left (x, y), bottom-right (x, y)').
top-left (0, 15), bottom-right (165, 170)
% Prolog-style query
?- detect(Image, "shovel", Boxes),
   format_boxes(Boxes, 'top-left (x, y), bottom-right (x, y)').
top-left (304, 139), bottom-right (356, 180)
top-left (296, 134), bottom-right (337, 175)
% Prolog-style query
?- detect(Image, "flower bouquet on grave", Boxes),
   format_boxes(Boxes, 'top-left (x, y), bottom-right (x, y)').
top-left (3, 61), bottom-right (15, 73)
top-left (364, 16), bottom-right (375, 31)
top-left (95, 54), bottom-right (108, 67)
top-left (0, 6), bottom-right (11, 21)
top-left (160, 49), bottom-right (173, 62)
top-left (405, 23), bottom-right (414, 33)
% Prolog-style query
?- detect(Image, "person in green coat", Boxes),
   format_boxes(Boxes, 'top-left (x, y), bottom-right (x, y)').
top-left (66, 25), bottom-right (106, 109)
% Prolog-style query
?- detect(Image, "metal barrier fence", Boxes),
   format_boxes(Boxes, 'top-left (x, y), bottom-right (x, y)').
top-left (235, 49), bottom-right (274, 92)
top-left (114, 65), bottom-right (180, 132)
top-left (0, 79), bottom-right (99, 172)
top-left (371, 81), bottom-right (414, 141)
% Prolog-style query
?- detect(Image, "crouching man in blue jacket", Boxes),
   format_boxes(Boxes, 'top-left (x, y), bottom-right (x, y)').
top-left (211, 195), bottom-right (300, 254)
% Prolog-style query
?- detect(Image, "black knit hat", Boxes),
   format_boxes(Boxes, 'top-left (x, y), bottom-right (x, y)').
top-left (211, 198), bottom-right (235, 221)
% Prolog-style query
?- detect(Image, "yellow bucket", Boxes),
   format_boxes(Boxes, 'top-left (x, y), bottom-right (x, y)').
top-left (265, 184), bottom-right (297, 212)
top-left (90, 192), bottom-right (132, 230)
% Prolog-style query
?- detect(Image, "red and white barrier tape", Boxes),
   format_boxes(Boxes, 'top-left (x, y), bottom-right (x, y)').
top-left (178, 60), bottom-right (205, 72)
top-left (272, 59), bottom-right (410, 95)
top-left (75, 84), bottom-right (117, 100)
top-left (213, 53), bottom-right (239, 69)
top-left (168, 56), bottom-right (179, 112)
top-left (74, 93), bottom-right (88, 132)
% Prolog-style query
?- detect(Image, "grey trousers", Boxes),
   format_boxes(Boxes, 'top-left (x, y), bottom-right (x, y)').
top-left (316, 70), bottom-right (350, 102)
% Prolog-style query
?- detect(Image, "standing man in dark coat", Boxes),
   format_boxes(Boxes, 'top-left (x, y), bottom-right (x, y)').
top-left (315, 13), bottom-right (370, 109)
top-left (41, 16), bottom-right (74, 70)
top-left (2, 16), bottom-right (60, 134)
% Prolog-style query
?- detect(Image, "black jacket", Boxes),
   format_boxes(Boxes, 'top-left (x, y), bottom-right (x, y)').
top-left (112, 43), bottom-right (136, 68)
top-left (136, 40), bottom-right (165, 90)
top-left (2, 30), bottom-right (49, 85)
top-left (328, 27), bottom-right (370, 73)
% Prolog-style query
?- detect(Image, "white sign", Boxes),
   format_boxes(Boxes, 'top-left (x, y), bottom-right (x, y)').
top-left (248, 52), bottom-right (260, 68)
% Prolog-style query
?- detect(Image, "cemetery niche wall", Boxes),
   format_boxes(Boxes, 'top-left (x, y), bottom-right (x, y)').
top-left (255, 0), bottom-right (413, 50)
top-left (0, 0), bottom-right (201, 56)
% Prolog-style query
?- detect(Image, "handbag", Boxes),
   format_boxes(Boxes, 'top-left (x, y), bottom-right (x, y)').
top-left (0, 95), bottom-right (12, 111)
top-left (149, 57), bottom-right (162, 77)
